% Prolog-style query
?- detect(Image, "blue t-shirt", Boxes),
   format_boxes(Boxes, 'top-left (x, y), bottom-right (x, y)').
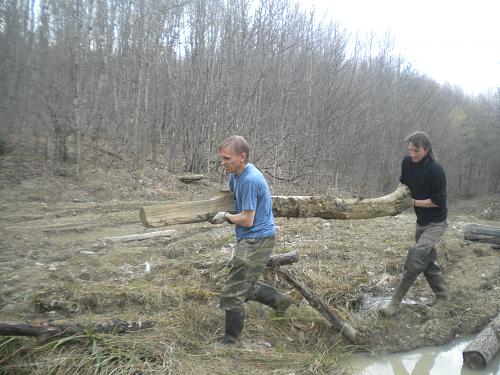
top-left (229, 163), bottom-right (275, 240)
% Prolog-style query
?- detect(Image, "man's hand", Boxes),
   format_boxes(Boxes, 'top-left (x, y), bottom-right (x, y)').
top-left (395, 196), bottom-right (413, 212)
top-left (211, 211), bottom-right (228, 224)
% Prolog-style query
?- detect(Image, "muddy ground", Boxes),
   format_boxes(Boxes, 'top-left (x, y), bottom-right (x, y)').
top-left (0, 138), bottom-right (499, 373)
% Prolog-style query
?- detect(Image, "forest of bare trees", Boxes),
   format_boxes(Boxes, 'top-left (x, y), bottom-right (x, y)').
top-left (1, 0), bottom-right (499, 197)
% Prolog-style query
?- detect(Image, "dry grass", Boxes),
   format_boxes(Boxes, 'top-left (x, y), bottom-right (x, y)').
top-left (0, 227), bottom-right (354, 374)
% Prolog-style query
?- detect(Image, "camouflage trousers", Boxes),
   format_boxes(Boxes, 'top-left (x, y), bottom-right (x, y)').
top-left (220, 236), bottom-right (275, 312)
top-left (403, 220), bottom-right (448, 284)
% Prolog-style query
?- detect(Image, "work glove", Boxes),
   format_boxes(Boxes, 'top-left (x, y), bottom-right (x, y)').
top-left (211, 211), bottom-right (228, 224)
top-left (395, 196), bottom-right (413, 212)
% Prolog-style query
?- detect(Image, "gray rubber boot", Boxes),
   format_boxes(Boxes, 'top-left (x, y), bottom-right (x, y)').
top-left (423, 261), bottom-right (448, 303)
top-left (247, 283), bottom-right (293, 315)
top-left (221, 309), bottom-right (244, 345)
top-left (380, 278), bottom-right (414, 317)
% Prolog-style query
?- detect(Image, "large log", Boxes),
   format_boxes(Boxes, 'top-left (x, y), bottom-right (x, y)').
top-left (464, 224), bottom-right (500, 246)
top-left (277, 268), bottom-right (359, 343)
top-left (0, 319), bottom-right (154, 338)
top-left (140, 185), bottom-right (411, 227)
top-left (463, 314), bottom-right (500, 369)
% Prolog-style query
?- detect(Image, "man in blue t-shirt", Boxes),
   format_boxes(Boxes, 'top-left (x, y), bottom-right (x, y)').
top-left (382, 131), bottom-right (448, 317)
top-left (211, 135), bottom-right (292, 344)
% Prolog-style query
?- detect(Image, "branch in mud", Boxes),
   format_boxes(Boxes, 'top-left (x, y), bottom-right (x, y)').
top-left (0, 319), bottom-right (154, 338)
top-left (276, 267), bottom-right (359, 343)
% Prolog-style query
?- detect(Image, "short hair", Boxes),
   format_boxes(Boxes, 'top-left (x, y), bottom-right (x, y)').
top-left (405, 131), bottom-right (436, 160)
top-left (218, 135), bottom-right (250, 162)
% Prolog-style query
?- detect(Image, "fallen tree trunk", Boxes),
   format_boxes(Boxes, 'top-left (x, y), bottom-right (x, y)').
top-left (463, 314), bottom-right (500, 370)
top-left (464, 224), bottom-right (500, 246)
top-left (101, 229), bottom-right (176, 243)
top-left (0, 319), bottom-right (154, 338)
top-left (191, 251), bottom-right (299, 271)
top-left (266, 251), bottom-right (299, 268)
top-left (277, 268), bottom-right (359, 343)
top-left (140, 185), bottom-right (411, 227)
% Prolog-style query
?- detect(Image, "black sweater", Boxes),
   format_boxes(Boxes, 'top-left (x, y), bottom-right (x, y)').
top-left (400, 155), bottom-right (447, 225)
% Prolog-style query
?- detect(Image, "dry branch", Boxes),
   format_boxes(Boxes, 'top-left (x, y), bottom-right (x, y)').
top-left (140, 185), bottom-right (411, 227)
top-left (0, 319), bottom-right (154, 338)
top-left (191, 251), bottom-right (299, 271)
top-left (463, 314), bottom-right (500, 369)
top-left (277, 268), bottom-right (359, 343)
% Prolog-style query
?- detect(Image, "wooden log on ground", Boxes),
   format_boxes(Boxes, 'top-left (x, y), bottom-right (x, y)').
top-left (0, 319), bottom-right (154, 338)
top-left (140, 185), bottom-right (411, 227)
top-left (277, 268), bottom-right (359, 343)
top-left (101, 229), bottom-right (176, 243)
top-left (463, 314), bottom-right (500, 369)
top-left (179, 174), bottom-right (206, 183)
top-left (464, 224), bottom-right (500, 246)
top-left (266, 251), bottom-right (299, 268)
top-left (191, 251), bottom-right (299, 271)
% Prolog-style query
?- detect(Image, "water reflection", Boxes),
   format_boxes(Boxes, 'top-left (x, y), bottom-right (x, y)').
top-left (348, 337), bottom-right (500, 375)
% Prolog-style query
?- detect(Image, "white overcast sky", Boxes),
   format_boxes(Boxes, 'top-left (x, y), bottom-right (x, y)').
top-left (298, 0), bottom-right (500, 95)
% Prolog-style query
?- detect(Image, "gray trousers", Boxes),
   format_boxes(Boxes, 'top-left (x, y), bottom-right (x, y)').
top-left (220, 236), bottom-right (275, 312)
top-left (403, 220), bottom-right (448, 295)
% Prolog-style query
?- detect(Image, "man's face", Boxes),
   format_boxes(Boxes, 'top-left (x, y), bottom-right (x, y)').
top-left (218, 146), bottom-right (246, 175)
top-left (408, 142), bottom-right (429, 163)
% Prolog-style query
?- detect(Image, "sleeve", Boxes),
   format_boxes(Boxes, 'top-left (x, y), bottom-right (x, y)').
top-left (429, 164), bottom-right (447, 207)
top-left (399, 158), bottom-right (408, 185)
top-left (240, 180), bottom-right (258, 211)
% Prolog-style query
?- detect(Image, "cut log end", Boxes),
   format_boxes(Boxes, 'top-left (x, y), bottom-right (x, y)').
top-left (463, 351), bottom-right (487, 370)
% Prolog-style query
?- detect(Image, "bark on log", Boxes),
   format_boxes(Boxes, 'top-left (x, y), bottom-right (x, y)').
top-left (191, 251), bottom-right (299, 271)
top-left (277, 268), bottom-right (359, 343)
top-left (266, 251), bottom-right (299, 268)
top-left (140, 185), bottom-right (411, 227)
top-left (140, 193), bottom-right (234, 227)
top-left (464, 224), bottom-right (500, 246)
top-left (101, 229), bottom-right (176, 243)
top-left (0, 319), bottom-right (154, 338)
top-left (179, 174), bottom-right (206, 183)
top-left (463, 314), bottom-right (500, 369)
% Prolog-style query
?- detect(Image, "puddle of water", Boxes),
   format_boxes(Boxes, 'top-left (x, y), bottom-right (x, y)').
top-left (346, 336), bottom-right (500, 375)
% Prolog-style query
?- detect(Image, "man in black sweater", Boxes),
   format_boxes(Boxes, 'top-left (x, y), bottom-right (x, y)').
top-left (381, 131), bottom-right (448, 317)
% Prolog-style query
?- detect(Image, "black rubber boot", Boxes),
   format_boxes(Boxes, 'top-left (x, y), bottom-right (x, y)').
top-left (221, 310), bottom-right (244, 345)
top-left (380, 278), bottom-right (414, 317)
top-left (247, 283), bottom-right (293, 315)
